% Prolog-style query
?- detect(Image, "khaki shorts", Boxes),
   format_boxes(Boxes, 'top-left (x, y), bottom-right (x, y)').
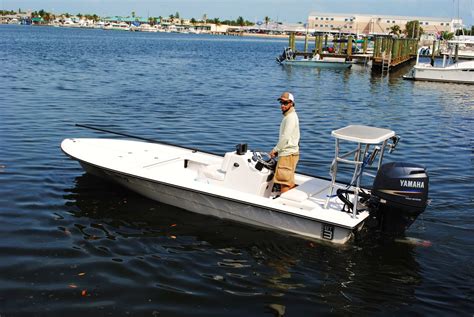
top-left (274, 153), bottom-right (299, 187)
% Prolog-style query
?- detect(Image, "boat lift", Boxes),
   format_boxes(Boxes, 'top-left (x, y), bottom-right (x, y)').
top-left (324, 125), bottom-right (399, 218)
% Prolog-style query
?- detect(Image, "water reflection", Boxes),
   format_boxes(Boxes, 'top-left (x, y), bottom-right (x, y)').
top-left (2, 25), bottom-right (473, 315)
top-left (62, 172), bottom-right (423, 314)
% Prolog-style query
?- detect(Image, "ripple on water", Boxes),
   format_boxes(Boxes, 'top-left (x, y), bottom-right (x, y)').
top-left (1, 25), bottom-right (474, 315)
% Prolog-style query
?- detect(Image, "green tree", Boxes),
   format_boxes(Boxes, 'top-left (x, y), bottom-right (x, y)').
top-left (264, 16), bottom-right (270, 27)
top-left (441, 31), bottom-right (454, 40)
top-left (190, 17), bottom-right (196, 25)
top-left (456, 28), bottom-right (472, 36)
top-left (236, 16), bottom-right (244, 27)
top-left (148, 17), bottom-right (157, 25)
top-left (404, 20), bottom-right (424, 39)
top-left (175, 12), bottom-right (180, 19)
top-left (43, 12), bottom-right (52, 22)
top-left (213, 18), bottom-right (220, 25)
top-left (389, 25), bottom-right (401, 37)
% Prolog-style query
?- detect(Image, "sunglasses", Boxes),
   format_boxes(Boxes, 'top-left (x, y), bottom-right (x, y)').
top-left (279, 100), bottom-right (291, 105)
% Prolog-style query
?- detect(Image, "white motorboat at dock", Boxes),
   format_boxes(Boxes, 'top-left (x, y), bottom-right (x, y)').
top-left (61, 124), bottom-right (429, 244)
top-left (441, 37), bottom-right (474, 60)
top-left (276, 48), bottom-right (352, 69)
top-left (404, 40), bottom-right (474, 84)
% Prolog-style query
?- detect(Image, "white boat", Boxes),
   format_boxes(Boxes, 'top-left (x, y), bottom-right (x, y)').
top-left (61, 125), bottom-right (429, 244)
top-left (137, 23), bottom-right (157, 33)
top-left (280, 58), bottom-right (353, 69)
top-left (442, 38), bottom-right (474, 60)
top-left (276, 48), bottom-right (352, 69)
top-left (404, 41), bottom-right (474, 84)
top-left (104, 22), bottom-right (130, 31)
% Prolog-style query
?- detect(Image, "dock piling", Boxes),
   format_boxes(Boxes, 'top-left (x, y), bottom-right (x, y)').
top-left (347, 36), bottom-right (353, 58)
top-left (289, 32), bottom-right (296, 51)
top-left (315, 35), bottom-right (322, 54)
top-left (431, 40), bottom-right (436, 66)
top-left (363, 37), bottom-right (368, 54)
top-left (304, 32), bottom-right (309, 53)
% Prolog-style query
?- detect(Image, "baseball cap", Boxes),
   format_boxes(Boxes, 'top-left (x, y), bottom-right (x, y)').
top-left (278, 92), bottom-right (294, 103)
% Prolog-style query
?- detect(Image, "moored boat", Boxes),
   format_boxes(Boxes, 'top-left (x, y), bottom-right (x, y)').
top-left (61, 124), bottom-right (429, 244)
top-left (403, 61), bottom-right (474, 84)
top-left (280, 58), bottom-right (353, 69)
top-left (442, 38), bottom-right (474, 60)
top-left (404, 41), bottom-right (474, 84)
top-left (104, 22), bottom-right (130, 31)
top-left (276, 47), bottom-right (352, 69)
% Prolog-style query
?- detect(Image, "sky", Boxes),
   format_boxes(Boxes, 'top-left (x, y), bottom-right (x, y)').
top-left (2, 0), bottom-right (473, 26)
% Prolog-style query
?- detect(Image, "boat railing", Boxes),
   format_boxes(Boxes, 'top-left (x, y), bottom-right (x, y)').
top-left (324, 125), bottom-right (396, 218)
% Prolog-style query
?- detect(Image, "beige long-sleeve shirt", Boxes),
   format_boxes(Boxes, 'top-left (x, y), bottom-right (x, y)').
top-left (273, 107), bottom-right (300, 157)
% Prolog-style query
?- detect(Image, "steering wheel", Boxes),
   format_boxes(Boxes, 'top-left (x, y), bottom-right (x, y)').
top-left (252, 150), bottom-right (277, 171)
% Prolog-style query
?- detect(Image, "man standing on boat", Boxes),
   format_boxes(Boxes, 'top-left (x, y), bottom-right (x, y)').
top-left (270, 92), bottom-right (300, 194)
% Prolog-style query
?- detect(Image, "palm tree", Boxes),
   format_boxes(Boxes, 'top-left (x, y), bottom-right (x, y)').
top-left (389, 25), bottom-right (401, 37)
top-left (43, 12), bottom-right (52, 22)
top-left (404, 20), bottom-right (424, 39)
top-left (213, 18), bottom-right (220, 25)
top-left (149, 17), bottom-right (157, 26)
top-left (264, 16), bottom-right (270, 27)
top-left (441, 31), bottom-right (454, 40)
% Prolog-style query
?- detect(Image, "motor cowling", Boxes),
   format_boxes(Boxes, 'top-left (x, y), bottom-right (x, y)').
top-left (370, 162), bottom-right (429, 234)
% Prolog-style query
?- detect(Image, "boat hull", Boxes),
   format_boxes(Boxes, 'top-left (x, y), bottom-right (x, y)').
top-left (79, 161), bottom-right (355, 244)
top-left (406, 64), bottom-right (474, 84)
top-left (281, 60), bottom-right (352, 69)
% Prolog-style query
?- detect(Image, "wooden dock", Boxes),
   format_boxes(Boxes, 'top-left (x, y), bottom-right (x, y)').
top-left (284, 33), bottom-right (420, 71)
top-left (371, 37), bottom-right (418, 73)
top-left (287, 32), bottom-right (373, 64)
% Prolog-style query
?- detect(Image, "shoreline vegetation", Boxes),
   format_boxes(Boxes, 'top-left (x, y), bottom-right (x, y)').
top-left (0, 9), bottom-right (301, 37)
top-left (1, 8), bottom-right (472, 41)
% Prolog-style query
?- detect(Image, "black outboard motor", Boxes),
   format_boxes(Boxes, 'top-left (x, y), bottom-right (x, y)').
top-left (276, 47), bottom-right (294, 64)
top-left (370, 162), bottom-right (429, 234)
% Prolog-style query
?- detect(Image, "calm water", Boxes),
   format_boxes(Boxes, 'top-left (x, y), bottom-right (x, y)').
top-left (1, 25), bottom-right (473, 316)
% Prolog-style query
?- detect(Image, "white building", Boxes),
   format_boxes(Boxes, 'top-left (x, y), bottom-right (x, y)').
top-left (308, 12), bottom-right (462, 35)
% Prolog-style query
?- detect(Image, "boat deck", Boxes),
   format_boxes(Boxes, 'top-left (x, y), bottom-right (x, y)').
top-left (61, 138), bottom-right (369, 229)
